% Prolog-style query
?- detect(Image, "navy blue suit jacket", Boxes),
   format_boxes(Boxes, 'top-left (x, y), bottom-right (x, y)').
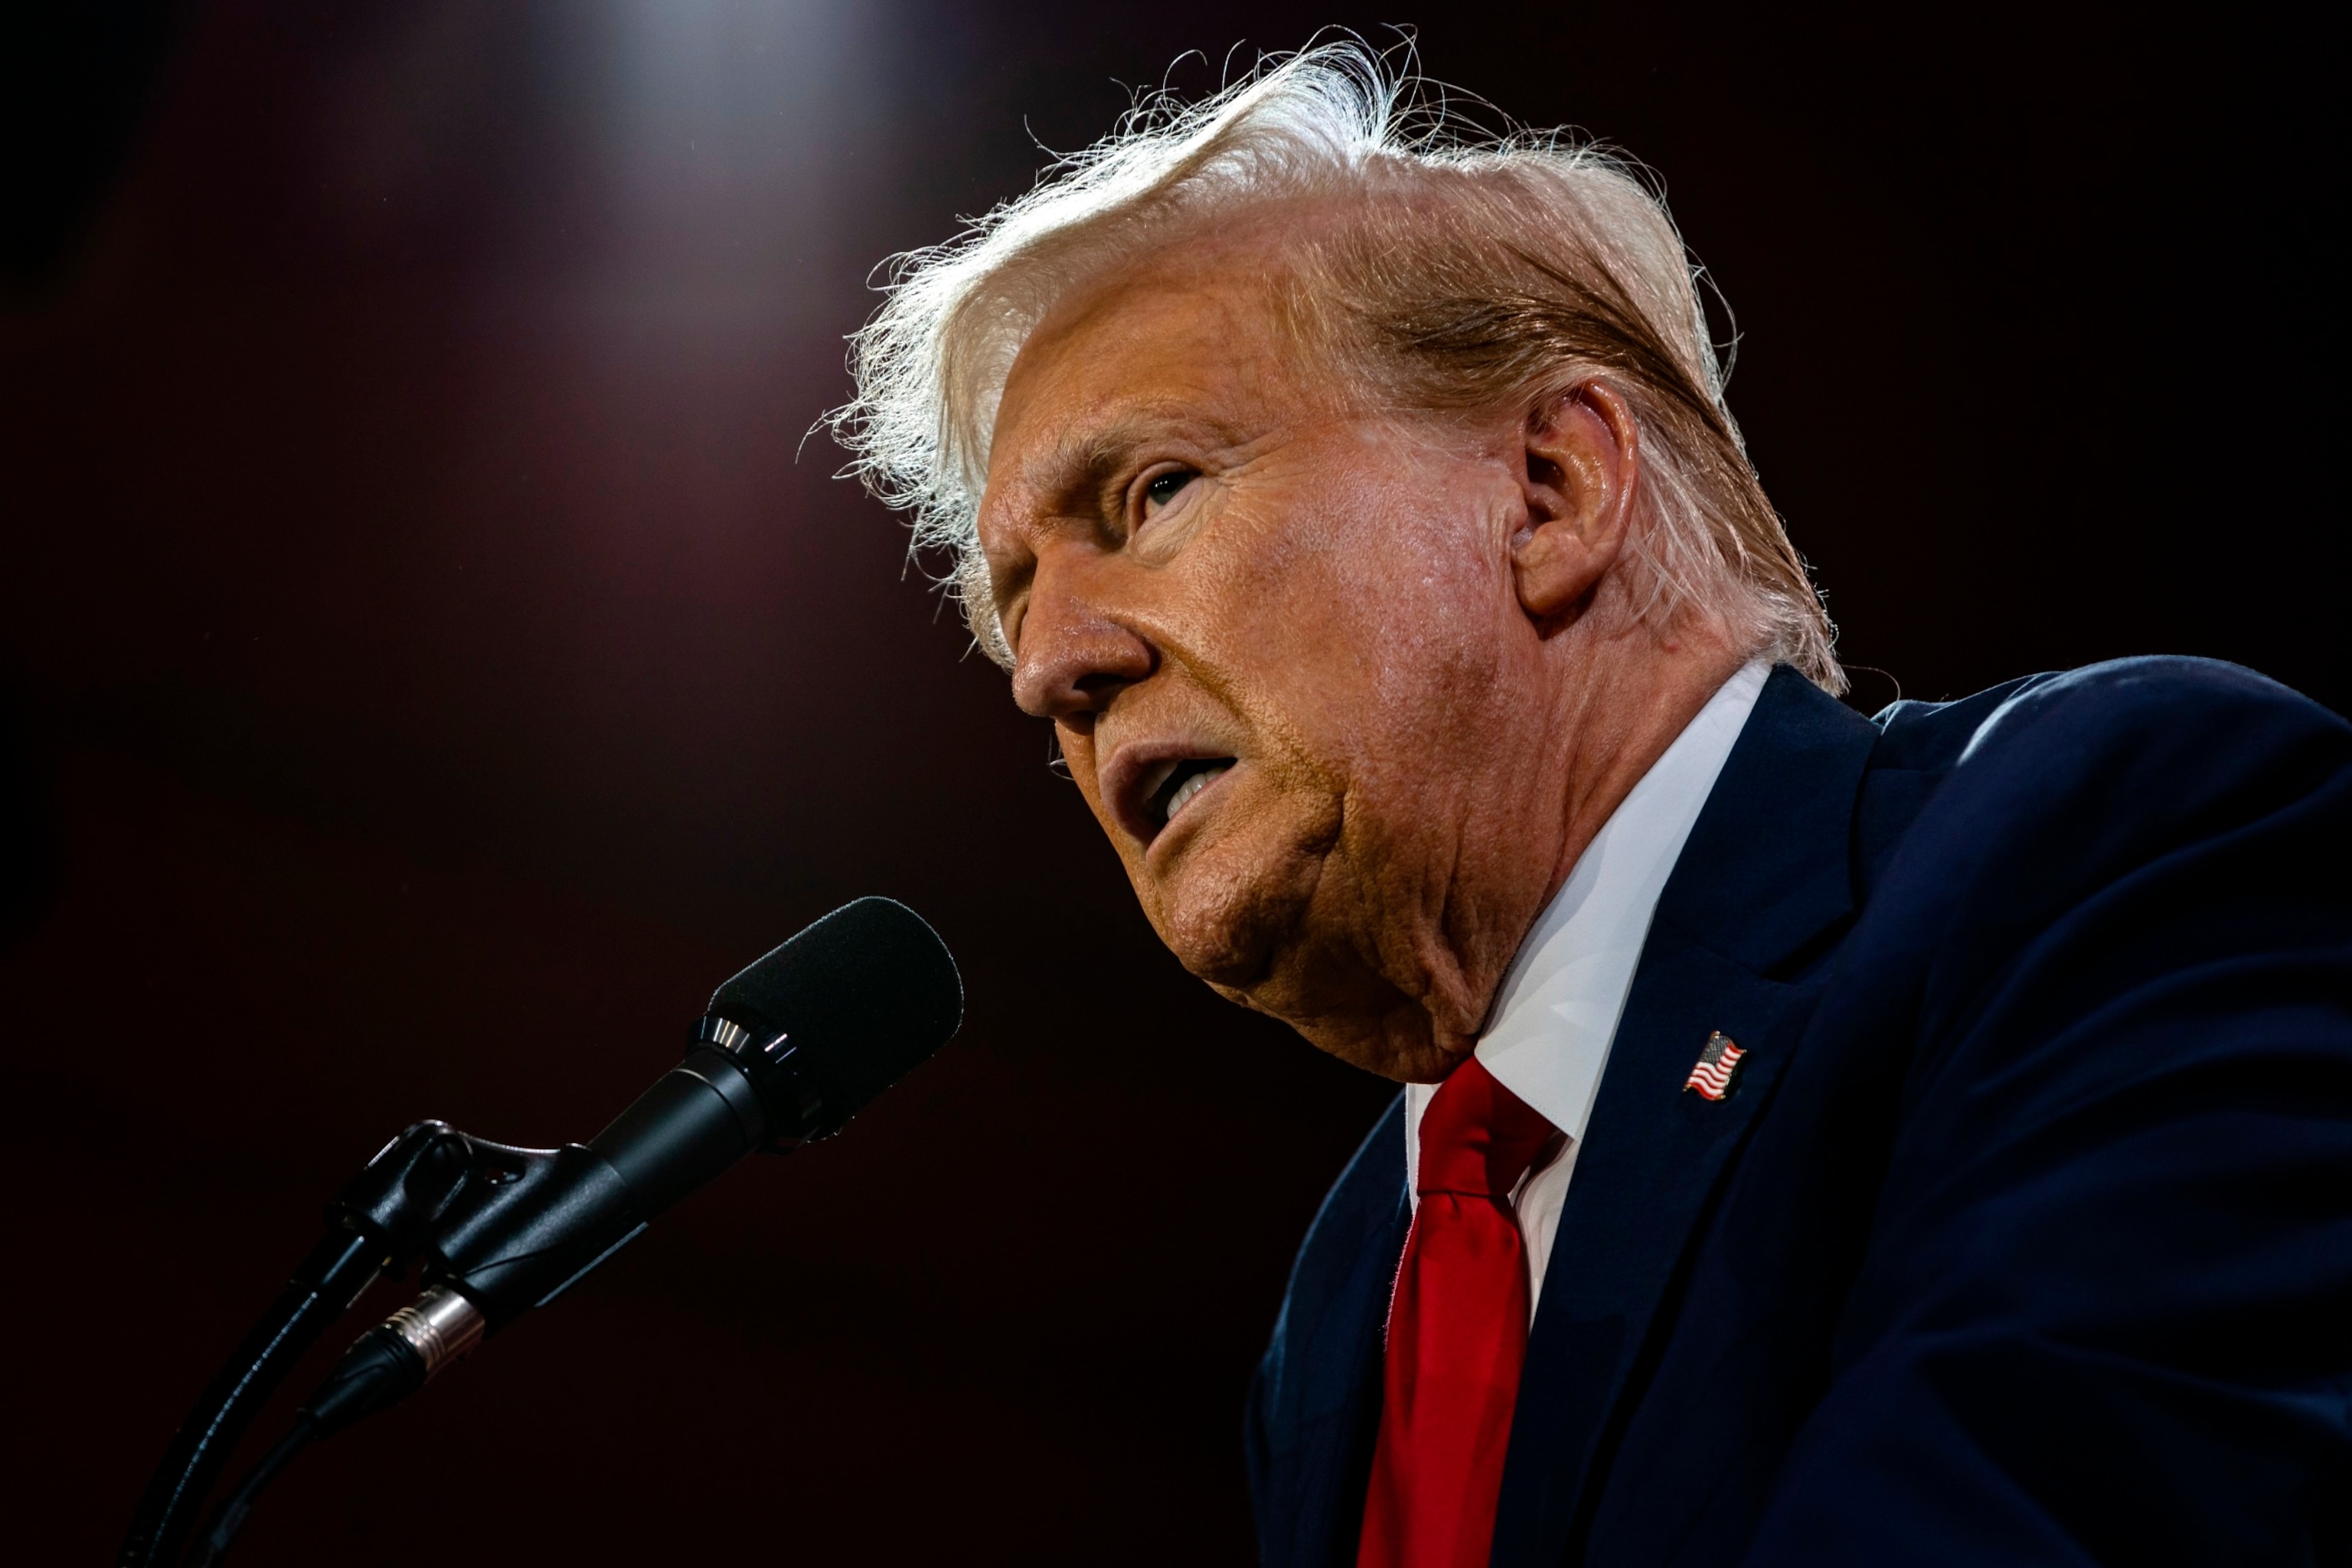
top-left (1246, 659), bottom-right (2352, 1567)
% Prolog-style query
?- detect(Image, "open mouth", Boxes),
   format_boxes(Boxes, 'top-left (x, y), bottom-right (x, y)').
top-left (1145, 756), bottom-right (1235, 828)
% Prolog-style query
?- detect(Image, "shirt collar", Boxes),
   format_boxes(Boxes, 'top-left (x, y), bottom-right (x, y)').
top-left (1406, 661), bottom-right (1769, 1175)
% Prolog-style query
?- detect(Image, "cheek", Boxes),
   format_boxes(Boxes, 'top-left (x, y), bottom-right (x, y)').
top-left (1201, 466), bottom-right (1515, 771)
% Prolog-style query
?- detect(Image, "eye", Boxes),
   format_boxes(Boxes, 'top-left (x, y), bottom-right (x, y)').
top-left (1141, 468), bottom-right (1196, 514)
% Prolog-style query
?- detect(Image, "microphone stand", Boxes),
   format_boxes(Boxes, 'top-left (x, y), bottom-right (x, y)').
top-left (116, 1121), bottom-right (476, 1568)
top-left (119, 1054), bottom-right (761, 1566)
top-left (118, 893), bottom-right (965, 1564)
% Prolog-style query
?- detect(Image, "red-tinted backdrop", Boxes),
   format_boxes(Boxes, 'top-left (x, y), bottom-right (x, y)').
top-left (2, 3), bottom-right (2340, 1563)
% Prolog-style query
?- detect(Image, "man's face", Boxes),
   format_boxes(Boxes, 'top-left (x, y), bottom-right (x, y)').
top-left (975, 235), bottom-right (1570, 1078)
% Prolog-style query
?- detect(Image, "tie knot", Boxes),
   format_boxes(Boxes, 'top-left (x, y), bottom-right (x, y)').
top-left (1416, 1054), bottom-right (1557, 1198)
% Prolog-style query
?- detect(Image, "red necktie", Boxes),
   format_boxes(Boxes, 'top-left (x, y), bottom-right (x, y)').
top-left (1357, 1054), bottom-right (1557, 1568)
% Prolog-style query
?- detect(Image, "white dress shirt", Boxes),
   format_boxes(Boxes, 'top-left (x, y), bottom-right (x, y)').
top-left (1403, 660), bottom-right (1769, 1315)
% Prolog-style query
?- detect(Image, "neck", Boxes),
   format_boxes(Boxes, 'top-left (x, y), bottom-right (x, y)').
top-left (1289, 626), bottom-right (1749, 1082)
top-left (1540, 629), bottom-right (1749, 914)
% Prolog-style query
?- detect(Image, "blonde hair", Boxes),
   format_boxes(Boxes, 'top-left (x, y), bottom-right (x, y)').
top-left (829, 40), bottom-right (1842, 690)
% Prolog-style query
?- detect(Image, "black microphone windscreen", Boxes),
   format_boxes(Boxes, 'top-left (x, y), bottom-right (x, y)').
top-left (707, 897), bottom-right (962, 1125)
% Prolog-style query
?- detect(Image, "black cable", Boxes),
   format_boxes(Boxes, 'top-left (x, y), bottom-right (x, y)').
top-left (120, 1120), bottom-right (475, 1567)
top-left (185, 1321), bottom-right (432, 1566)
top-left (115, 1226), bottom-right (383, 1568)
top-left (181, 1416), bottom-right (317, 1568)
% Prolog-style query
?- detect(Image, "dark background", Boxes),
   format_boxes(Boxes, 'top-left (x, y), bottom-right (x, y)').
top-left (1, 2), bottom-right (2339, 1563)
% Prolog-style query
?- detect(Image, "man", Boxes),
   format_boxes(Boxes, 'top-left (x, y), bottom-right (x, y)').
top-left (833, 45), bottom-right (2352, 1568)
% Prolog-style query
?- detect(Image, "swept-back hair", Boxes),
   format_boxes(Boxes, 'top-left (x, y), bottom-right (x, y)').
top-left (829, 40), bottom-right (1842, 690)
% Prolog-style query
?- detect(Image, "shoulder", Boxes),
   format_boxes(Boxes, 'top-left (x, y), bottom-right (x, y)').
top-left (1852, 657), bottom-right (2349, 895)
top-left (1872, 655), bottom-right (2346, 783)
top-left (1743, 668), bottom-right (2352, 1563)
top-left (1839, 658), bottom-right (2350, 1067)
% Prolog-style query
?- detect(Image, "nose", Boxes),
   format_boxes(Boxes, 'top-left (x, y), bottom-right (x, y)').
top-left (1009, 550), bottom-right (1157, 724)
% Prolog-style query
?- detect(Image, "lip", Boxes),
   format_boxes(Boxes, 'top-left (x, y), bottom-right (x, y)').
top-left (1101, 738), bottom-right (1242, 848)
top-left (1142, 759), bottom-right (1240, 870)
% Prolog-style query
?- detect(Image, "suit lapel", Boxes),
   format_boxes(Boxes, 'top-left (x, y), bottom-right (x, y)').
top-left (1251, 1094), bottom-right (1413, 1568)
top-left (1488, 667), bottom-right (1879, 1567)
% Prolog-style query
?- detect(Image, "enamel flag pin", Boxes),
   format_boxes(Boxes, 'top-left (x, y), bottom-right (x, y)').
top-left (1684, 1031), bottom-right (1746, 1100)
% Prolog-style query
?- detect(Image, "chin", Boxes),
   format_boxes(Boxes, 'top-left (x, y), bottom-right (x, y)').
top-left (1145, 822), bottom-right (1323, 995)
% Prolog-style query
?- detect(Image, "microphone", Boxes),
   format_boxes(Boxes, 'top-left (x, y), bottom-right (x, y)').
top-left (159, 897), bottom-right (962, 1566)
top-left (365, 894), bottom-right (962, 1389)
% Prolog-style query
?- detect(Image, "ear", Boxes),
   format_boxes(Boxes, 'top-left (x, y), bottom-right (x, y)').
top-left (1510, 380), bottom-right (1639, 624)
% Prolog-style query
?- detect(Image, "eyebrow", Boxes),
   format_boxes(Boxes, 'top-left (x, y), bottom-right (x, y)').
top-left (1025, 420), bottom-right (1145, 518)
top-left (1018, 402), bottom-right (1253, 520)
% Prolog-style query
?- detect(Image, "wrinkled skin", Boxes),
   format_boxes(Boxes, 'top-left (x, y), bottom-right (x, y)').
top-left (975, 223), bottom-right (1746, 1080)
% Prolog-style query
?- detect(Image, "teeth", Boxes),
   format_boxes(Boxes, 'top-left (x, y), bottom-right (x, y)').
top-left (1165, 763), bottom-right (1230, 822)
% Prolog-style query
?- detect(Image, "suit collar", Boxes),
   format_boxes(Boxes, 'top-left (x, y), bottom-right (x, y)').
top-left (1490, 666), bottom-right (1879, 1567)
top-left (1651, 664), bottom-right (1877, 975)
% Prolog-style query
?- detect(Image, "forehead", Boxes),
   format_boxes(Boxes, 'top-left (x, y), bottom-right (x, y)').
top-left (982, 234), bottom-right (1328, 500)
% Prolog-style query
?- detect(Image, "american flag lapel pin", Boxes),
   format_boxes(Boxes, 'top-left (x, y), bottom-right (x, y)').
top-left (1683, 1031), bottom-right (1746, 1100)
